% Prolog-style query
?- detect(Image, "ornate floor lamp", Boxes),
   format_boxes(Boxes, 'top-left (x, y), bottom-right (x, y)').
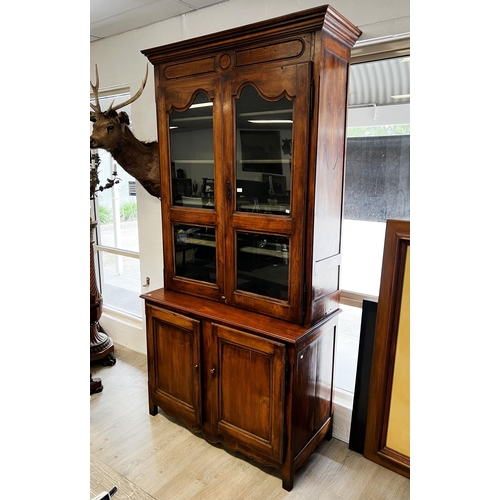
top-left (90, 151), bottom-right (118, 390)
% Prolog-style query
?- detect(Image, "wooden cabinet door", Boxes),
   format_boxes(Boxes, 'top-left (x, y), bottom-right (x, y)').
top-left (158, 75), bottom-right (225, 304)
top-left (210, 323), bottom-right (286, 463)
top-left (146, 305), bottom-right (202, 429)
top-left (223, 63), bottom-right (311, 324)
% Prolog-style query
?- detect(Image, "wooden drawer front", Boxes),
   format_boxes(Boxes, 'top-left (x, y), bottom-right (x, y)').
top-left (148, 306), bottom-right (202, 428)
top-left (212, 324), bottom-right (286, 463)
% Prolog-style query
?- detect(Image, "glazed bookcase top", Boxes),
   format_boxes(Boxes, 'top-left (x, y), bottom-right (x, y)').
top-left (141, 4), bottom-right (360, 326)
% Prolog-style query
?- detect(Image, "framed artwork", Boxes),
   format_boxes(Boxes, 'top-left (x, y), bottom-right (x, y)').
top-left (364, 219), bottom-right (410, 478)
top-left (240, 130), bottom-right (284, 174)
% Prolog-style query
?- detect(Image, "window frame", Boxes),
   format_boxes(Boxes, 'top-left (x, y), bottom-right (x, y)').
top-left (91, 86), bottom-right (142, 319)
top-left (340, 36), bottom-right (410, 308)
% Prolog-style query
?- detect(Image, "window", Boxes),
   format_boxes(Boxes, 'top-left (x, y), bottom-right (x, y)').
top-left (335, 40), bottom-right (410, 398)
top-left (90, 92), bottom-right (142, 318)
top-left (342, 54), bottom-right (410, 298)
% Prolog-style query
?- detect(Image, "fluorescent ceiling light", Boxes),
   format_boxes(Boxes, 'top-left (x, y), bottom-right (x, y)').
top-left (190, 102), bottom-right (213, 109)
top-left (248, 119), bottom-right (293, 124)
top-left (391, 94), bottom-right (410, 99)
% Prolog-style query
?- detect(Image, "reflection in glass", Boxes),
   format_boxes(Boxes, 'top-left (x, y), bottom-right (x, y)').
top-left (170, 93), bottom-right (215, 208)
top-left (236, 85), bottom-right (292, 216)
top-left (236, 232), bottom-right (289, 301)
top-left (174, 224), bottom-right (216, 284)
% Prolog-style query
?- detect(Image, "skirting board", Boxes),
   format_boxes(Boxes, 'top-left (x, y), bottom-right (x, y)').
top-left (99, 310), bottom-right (146, 355)
top-left (333, 389), bottom-right (353, 443)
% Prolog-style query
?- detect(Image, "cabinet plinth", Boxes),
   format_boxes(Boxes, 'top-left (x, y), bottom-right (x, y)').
top-left (142, 4), bottom-right (360, 490)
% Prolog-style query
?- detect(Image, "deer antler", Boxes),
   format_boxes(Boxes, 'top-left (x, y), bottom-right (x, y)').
top-left (90, 64), bottom-right (149, 115)
top-left (107, 65), bottom-right (149, 113)
top-left (90, 64), bottom-right (101, 114)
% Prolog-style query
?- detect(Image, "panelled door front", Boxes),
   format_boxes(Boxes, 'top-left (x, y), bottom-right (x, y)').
top-left (146, 305), bottom-right (202, 429)
top-left (211, 323), bottom-right (286, 463)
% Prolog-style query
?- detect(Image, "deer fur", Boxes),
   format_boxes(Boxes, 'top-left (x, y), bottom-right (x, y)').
top-left (90, 65), bottom-right (161, 198)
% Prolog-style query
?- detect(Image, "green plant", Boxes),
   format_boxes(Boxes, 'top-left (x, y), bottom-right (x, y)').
top-left (120, 201), bottom-right (138, 221)
top-left (99, 205), bottom-right (112, 224)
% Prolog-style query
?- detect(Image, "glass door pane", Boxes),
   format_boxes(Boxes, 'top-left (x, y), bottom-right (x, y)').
top-left (174, 224), bottom-right (216, 284)
top-left (236, 231), bottom-right (289, 301)
top-left (170, 92), bottom-right (215, 208)
top-left (235, 85), bottom-right (292, 216)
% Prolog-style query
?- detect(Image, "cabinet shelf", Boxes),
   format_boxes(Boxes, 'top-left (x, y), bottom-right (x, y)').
top-left (239, 246), bottom-right (284, 258)
top-left (237, 203), bottom-right (290, 214)
top-left (240, 159), bottom-right (290, 164)
top-left (182, 236), bottom-right (216, 247)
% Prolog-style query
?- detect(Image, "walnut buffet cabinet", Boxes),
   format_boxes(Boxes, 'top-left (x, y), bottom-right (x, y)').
top-left (141, 5), bottom-right (361, 490)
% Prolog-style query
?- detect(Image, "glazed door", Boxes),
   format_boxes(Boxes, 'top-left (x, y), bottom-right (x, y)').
top-left (146, 305), bottom-right (202, 429)
top-left (223, 63), bottom-right (311, 323)
top-left (211, 323), bottom-right (286, 463)
top-left (159, 76), bottom-right (225, 302)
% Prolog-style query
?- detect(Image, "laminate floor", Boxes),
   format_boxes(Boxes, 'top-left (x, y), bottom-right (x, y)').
top-left (90, 344), bottom-right (410, 500)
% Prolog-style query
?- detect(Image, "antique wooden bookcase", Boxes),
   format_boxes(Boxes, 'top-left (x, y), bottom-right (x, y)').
top-left (141, 5), bottom-right (360, 490)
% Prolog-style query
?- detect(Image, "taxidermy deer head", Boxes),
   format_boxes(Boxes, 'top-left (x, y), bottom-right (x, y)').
top-left (90, 64), bottom-right (161, 198)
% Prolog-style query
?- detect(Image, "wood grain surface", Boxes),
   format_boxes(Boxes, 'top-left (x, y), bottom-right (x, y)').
top-left (91, 454), bottom-right (155, 500)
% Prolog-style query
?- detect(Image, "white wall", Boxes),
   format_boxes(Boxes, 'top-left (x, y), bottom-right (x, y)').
top-left (90, 0), bottom-right (409, 354)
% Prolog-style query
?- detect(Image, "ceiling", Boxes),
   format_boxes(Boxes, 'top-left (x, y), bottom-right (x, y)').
top-left (91, 0), bottom-right (229, 42)
top-left (90, 1), bottom-right (410, 110)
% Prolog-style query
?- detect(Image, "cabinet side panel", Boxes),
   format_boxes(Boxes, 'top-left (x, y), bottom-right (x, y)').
top-left (313, 48), bottom-right (347, 275)
top-left (293, 319), bottom-right (335, 457)
top-left (309, 42), bottom-right (350, 322)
